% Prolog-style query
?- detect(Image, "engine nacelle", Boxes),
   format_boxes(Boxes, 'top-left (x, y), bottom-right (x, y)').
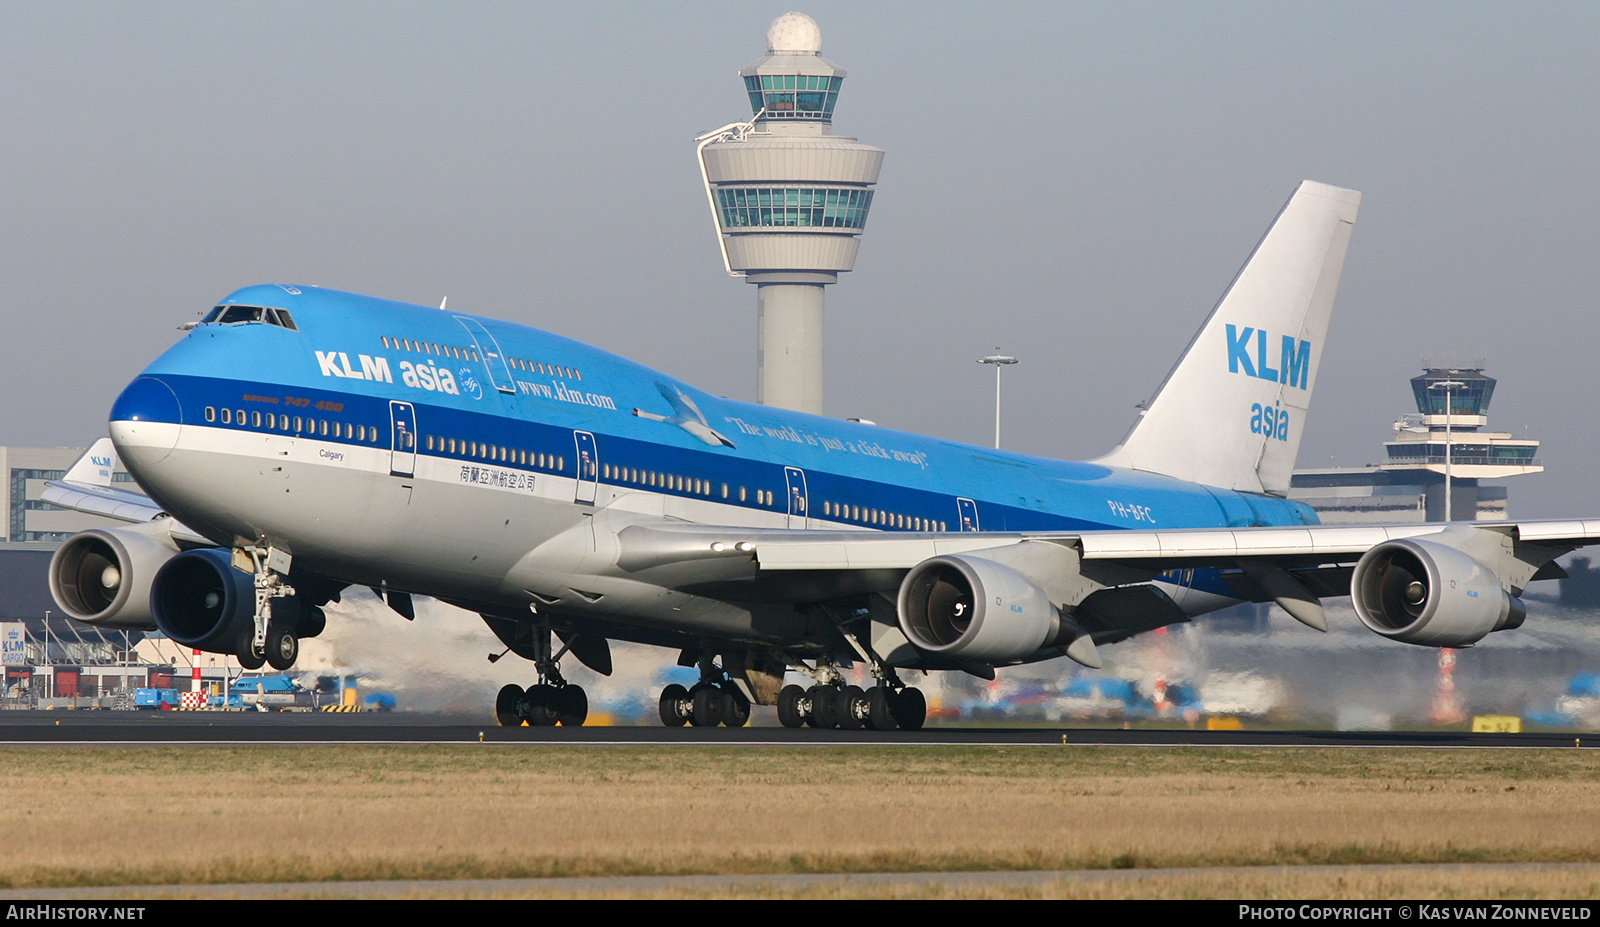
top-left (151, 548), bottom-right (256, 653)
top-left (49, 527), bottom-right (180, 629)
top-left (897, 554), bottom-right (1067, 664)
top-left (1351, 537), bottom-right (1525, 648)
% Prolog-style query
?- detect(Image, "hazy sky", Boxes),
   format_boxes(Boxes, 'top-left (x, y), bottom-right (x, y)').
top-left (3, 2), bottom-right (1597, 517)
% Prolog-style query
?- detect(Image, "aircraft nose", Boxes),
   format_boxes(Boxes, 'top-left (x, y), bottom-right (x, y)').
top-left (108, 375), bottom-right (183, 467)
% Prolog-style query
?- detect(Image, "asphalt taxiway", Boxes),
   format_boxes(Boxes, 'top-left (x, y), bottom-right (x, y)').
top-left (0, 712), bottom-right (1592, 747)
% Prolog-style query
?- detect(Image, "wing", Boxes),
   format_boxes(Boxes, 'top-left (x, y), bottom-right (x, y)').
top-left (42, 439), bottom-right (207, 544)
top-left (608, 518), bottom-right (1599, 668)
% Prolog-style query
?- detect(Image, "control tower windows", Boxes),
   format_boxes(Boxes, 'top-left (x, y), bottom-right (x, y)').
top-left (744, 74), bottom-right (840, 119)
top-left (717, 187), bottom-right (872, 230)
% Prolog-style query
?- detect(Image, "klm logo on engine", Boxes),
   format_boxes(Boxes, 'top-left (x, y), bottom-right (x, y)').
top-left (1225, 324), bottom-right (1311, 390)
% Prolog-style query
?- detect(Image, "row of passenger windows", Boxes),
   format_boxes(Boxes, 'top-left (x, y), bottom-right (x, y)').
top-left (204, 403), bottom-right (950, 528)
top-left (204, 406), bottom-right (380, 443)
top-left (600, 464), bottom-right (776, 505)
top-left (822, 499), bottom-right (947, 532)
top-left (506, 355), bottom-right (581, 381)
top-left (380, 334), bottom-right (584, 382)
top-left (382, 336), bottom-right (478, 362)
top-left (423, 435), bottom-right (564, 472)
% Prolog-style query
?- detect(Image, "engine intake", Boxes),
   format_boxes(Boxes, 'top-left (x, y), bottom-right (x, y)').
top-left (1351, 538), bottom-right (1524, 648)
top-left (897, 554), bottom-right (1070, 664)
top-left (49, 527), bottom-right (178, 629)
top-left (151, 548), bottom-right (256, 653)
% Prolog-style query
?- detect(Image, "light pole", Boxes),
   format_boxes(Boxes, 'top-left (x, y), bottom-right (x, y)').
top-left (977, 351), bottom-right (1018, 449)
top-left (1429, 379), bottom-right (1466, 521)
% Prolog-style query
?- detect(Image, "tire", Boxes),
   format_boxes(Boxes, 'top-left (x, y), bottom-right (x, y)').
top-left (495, 684), bottom-right (525, 727)
top-left (236, 644), bottom-right (265, 670)
top-left (837, 685), bottom-right (866, 730)
top-left (265, 624), bottom-right (298, 671)
top-left (522, 684), bottom-right (559, 726)
top-left (691, 685), bottom-right (723, 727)
top-left (721, 686), bottom-right (750, 728)
top-left (659, 684), bottom-right (689, 727)
top-left (892, 687), bottom-right (927, 732)
top-left (777, 684), bottom-right (806, 728)
top-left (557, 685), bottom-right (588, 727)
top-left (866, 687), bottom-right (897, 731)
top-left (806, 685), bottom-right (836, 729)
top-left (299, 604), bottom-right (327, 639)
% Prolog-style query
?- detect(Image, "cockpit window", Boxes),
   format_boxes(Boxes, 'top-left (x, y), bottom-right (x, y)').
top-left (217, 306), bottom-right (264, 324)
top-left (202, 304), bottom-right (299, 330)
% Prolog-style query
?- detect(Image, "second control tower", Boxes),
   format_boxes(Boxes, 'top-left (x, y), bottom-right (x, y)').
top-left (697, 12), bottom-right (884, 415)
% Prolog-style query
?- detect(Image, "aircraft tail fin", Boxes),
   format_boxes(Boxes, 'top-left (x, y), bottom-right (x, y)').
top-left (63, 437), bottom-right (121, 487)
top-left (1095, 181), bottom-right (1360, 495)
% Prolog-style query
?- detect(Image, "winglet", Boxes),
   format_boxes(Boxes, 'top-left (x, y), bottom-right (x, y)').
top-left (63, 438), bottom-right (120, 487)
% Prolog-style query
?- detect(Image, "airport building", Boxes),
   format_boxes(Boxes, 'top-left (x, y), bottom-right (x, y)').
top-left (1289, 357), bottom-right (1541, 523)
top-left (0, 446), bottom-right (168, 702)
top-left (697, 12), bottom-right (883, 415)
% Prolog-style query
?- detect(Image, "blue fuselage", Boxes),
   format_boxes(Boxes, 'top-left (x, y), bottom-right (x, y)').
top-left (114, 285), bottom-right (1316, 536)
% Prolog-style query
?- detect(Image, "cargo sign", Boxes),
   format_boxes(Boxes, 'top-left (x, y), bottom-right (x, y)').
top-left (1, 623), bottom-right (25, 667)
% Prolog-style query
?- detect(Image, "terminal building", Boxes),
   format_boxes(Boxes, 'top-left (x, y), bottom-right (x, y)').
top-left (1288, 356), bottom-right (1541, 523)
top-left (696, 12), bottom-right (883, 415)
top-left (0, 446), bottom-right (166, 701)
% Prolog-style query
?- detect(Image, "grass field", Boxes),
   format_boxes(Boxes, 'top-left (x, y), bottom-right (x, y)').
top-left (3, 745), bottom-right (1599, 898)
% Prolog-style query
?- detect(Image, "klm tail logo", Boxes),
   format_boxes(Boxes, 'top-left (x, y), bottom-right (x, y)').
top-left (1225, 325), bottom-right (1311, 390)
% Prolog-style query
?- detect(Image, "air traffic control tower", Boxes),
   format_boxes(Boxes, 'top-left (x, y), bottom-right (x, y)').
top-left (696, 12), bottom-right (883, 415)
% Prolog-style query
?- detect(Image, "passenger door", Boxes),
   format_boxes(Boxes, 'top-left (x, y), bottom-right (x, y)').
top-left (957, 497), bottom-right (981, 531)
top-left (785, 467), bottom-right (809, 529)
top-left (573, 431), bottom-right (598, 505)
top-left (388, 401), bottom-right (417, 478)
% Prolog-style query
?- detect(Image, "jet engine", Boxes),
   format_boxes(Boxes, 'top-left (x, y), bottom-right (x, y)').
top-left (49, 527), bottom-right (179, 629)
top-left (1351, 537), bottom-right (1525, 648)
top-left (150, 548), bottom-right (256, 653)
top-left (896, 554), bottom-right (1073, 664)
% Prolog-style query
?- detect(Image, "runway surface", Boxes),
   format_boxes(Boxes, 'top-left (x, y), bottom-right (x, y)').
top-left (8, 862), bottom-right (1600, 899)
top-left (0, 711), bottom-right (1593, 746)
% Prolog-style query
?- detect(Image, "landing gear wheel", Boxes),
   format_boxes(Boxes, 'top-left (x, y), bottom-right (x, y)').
top-left (837, 685), bottom-right (866, 730)
top-left (299, 605), bottom-right (327, 639)
top-left (522, 684), bottom-right (559, 726)
top-left (265, 624), bottom-right (299, 671)
top-left (891, 687), bottom-right (927, 732)
top-left (237, 645), bottom-right (265, 671)
top-left (659, 684), bottom-right (690, 727)
top-left (777, 684), bottom-right (807, 729)
top-left (556, 685), bottom-right (588, 727)
top-left (720, 686), bottom-right (751, 728)
top-left (805, 685), bottom-right (837, 729)
top-left (691, 685), bottom-right (724, 727)
top-left (496, 684), bottom-right (526, 727)
top-left (866, 687), bottom-right (897, 731)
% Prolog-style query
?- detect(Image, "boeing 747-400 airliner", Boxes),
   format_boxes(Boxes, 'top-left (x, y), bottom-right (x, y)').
top-left (44, 181), bottom-right (1600, 730)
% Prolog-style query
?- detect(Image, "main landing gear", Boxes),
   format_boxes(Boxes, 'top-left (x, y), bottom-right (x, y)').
top-left (776, 681), bottom-right (926, 731)
top-left (657, 655), bottom-right (751, 728)
top-left (494, 622), bottom-right (588, 727)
